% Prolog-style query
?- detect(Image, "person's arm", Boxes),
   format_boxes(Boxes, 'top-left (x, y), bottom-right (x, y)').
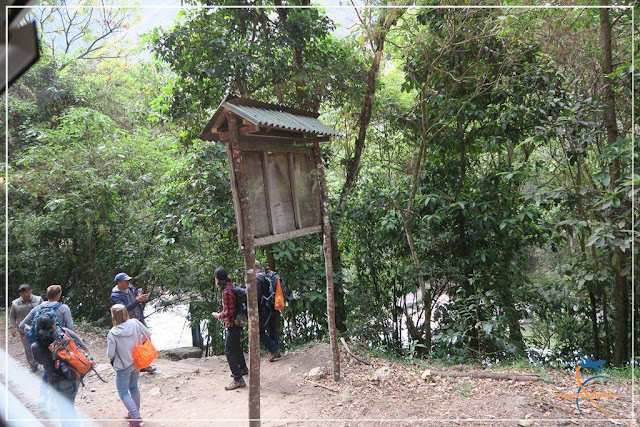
top-left (219, 288), bottom-right (236, 321)
top-left (111, 291), bottom-right (141, 312)
top-left (18, 307), bottom-right (36, 332)
top-left (106, 333), bottom-right (116, 360)
top-left (9, 302), bottom-right (17, 329)
top-left (61, 305), bottom-right (74, 330)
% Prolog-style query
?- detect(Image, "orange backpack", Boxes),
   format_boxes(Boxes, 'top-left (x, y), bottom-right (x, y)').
top-left (49, 331), bottom-right (93, 382)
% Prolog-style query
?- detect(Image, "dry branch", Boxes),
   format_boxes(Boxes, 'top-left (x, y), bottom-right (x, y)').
top-left (340, 337), bottom-right (372, 366)
top-left (424, 369), bottom-right (540, 382)
top-left (304, 379), bottom-right (340, 392)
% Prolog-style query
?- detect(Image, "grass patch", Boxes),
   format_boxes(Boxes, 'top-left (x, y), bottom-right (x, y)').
top-left (452, 379), bottom-right (473, 397)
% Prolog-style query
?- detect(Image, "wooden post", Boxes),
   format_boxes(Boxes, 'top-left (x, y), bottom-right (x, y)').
top-left (227, 111), bottom-right (261, 425)
top-left (312, 141), bottom-right (340, 381)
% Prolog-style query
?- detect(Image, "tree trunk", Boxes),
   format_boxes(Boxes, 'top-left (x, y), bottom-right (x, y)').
top-left (601, 284), bottom-right (612, 361)
top-left (588, 286), bottom-right (600, 360)
top-left (226, 112), bottom-right (260, 425)
top-left (330, 233), bottom-right (347, 332)
top-left (599, 1), bottom-right (628, 367)
top-left (329, 9), bottom-right (405, 333)
top-left (312, 141), bottom-right (341, 381)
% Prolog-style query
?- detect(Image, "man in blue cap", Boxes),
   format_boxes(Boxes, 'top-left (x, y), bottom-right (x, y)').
top-left (110, 272), bottom-right (156, 373)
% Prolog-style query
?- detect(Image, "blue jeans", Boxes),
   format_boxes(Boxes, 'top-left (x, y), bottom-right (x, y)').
top-left (115, 364), bottom-right (140, 419)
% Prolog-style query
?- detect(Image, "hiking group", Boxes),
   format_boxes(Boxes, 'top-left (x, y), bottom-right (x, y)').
top-left (9, 260), bottom-right (291, 425)
top-left (212, 261), bottom-right (289, 391)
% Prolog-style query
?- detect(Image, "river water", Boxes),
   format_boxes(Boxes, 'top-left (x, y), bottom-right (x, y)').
top-left (143, 301), bottom-right (193, 350)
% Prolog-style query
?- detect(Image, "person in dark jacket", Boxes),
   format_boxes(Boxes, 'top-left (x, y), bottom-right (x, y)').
top-left (31, 313), bottom-right (87, 425)
top-left (255, 261), bottom-right (281, 362)
top-left (211, 266), bottom-right (247, 390)
top-left (110, 273), bottom-right (156, 373)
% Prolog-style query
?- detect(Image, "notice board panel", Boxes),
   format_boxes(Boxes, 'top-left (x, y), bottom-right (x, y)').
top-left (228, 144), bottom-right (322, 248)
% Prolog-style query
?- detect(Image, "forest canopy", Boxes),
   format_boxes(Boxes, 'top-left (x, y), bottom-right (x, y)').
top-left (5, 2), bottom-right (637, 367)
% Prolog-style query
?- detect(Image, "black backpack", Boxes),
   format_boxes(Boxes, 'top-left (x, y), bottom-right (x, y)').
top-left (262, 271), bottom-right (294, 309)
top-left (229, 284), bottom-right (248, 328)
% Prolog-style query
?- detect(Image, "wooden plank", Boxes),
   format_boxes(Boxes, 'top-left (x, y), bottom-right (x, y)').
top-left (226, 112), bottom-right (261, 426)
top-left (244, 152), bottom-right (270, 237)
top-left (226, 142), bottom-right (244, 249)
top-left (219, 124), bottom-right (261, 140)
top-left (293, 153), bottom-right (322, 229)
top-left (261, 151), bottom-right (275, 235)
top-left (288, 152), bottom-right (301, 229)
top-left (211, 113), bottom-right (227, 133)
top-left (266, 152), bottom-right (296, 235)
top-left (312, 141), bottom-right (340, 382)
top-left (240, 124), bottom-right (261, 135)
top-left (239, 141), bottom-right (313, 153)
top-left (254, 225), bottom-right (322, 247)
top-left (237, 135), bottom-right (330, 145)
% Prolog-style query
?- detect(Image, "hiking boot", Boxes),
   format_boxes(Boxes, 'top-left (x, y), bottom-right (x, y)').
top-left (129, 419), bottom-right (143, 427)
top-left (30, 364), bottom-right (39, 372)
top-left (268, 351), bottom-right (281, 362)
top-left (140, 366), bottom-right (156, 373)
top-left (225, 378), bottom-right (246, 391)
top-left (240, 367), bottom-right (249, 376)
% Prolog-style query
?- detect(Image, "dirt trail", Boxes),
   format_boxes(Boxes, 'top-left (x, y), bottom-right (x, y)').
top-left (2, 317), bottom-right (636, 426)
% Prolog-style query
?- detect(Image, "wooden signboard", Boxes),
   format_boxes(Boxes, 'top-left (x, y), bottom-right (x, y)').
top-left (227, 142), bottom-right (322, 248)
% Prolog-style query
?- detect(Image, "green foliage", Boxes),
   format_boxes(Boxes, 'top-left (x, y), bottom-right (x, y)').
top-left (6, 7), bottom-right (634, 366)
top-left (9, 107), bottom-right (174, 320)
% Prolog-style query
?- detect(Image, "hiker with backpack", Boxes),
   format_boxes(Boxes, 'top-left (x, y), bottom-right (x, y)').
top-left (9, 283), bottom-right (43, 372)
top-left (211, 266), bottom-right (248, 391)
top-left (255, 262), bottom-right (281, 362)
top-left (110, 272), bottom-right (156, 373)
top-left (107, 304), bottom-right (151, 427)
top-left (31, 313), bottom-right (88, 425)
top-left (19, 284), bottom-right (74, 333)
top-left (19, 284), bottom-right (74, 408)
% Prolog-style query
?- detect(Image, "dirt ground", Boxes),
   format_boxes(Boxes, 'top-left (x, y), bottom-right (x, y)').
top-left (2, 316), bottom-right (637, 426)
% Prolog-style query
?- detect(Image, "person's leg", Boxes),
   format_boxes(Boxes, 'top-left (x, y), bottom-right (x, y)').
top-left (54, 379), bottom-right (78, 426)
top-left (116, 365), bottom-right (141, 419)
top-left (269, 310), bottom-right (280, 349)
top-left (265, 313), bottom-right (280, 362)
top-left (38, 371), bottom-right (49, 408)
top-left (259, 312), bottom-right (278, 354)
top-left (20, 333), bottom-right (37, 370)
top-left (224, 327), bottom-right (243, 380)
top-left (128, 369), bottom-right (141, 414)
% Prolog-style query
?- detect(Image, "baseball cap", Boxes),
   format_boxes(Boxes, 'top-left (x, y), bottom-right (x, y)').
top-left (214, 267), bottom-right (229, 281)
top-left (114, 272), bottom-right (133, 284)
top-left (18, 284), bottom-right (31, 292)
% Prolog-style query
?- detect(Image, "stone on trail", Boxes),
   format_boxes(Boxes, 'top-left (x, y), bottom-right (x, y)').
top-left (517, 420), bottom-right (534, 427)
top-left (372, 366), bottom-right (393, 382)
top-left (149, 387), bottom-right (162, 397)
top-left (159, 346), bottom-right (203, 361)
top-left (307, 367), bottom-right (327, 381)
top-left (94, 363), bottom-right (112, 373)
top-left (420, 369), bottom-right (431, 379)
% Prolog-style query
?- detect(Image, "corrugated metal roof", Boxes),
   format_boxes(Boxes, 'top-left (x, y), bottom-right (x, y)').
top-left (199, 95), bottom-right (341, 141)
top-left (223, 102), bottom-right (341, 137)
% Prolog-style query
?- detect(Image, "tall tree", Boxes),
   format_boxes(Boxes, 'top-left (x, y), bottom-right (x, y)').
top-left (599, 0), bottom-right (628, 366)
